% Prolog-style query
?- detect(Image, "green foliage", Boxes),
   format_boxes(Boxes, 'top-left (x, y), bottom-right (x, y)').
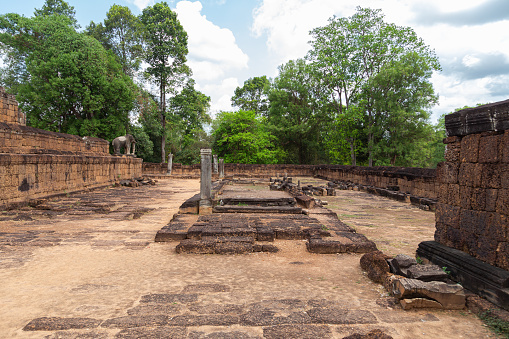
top-left (85, 5), bottom-right (143, 77)
top-left (213, 110), bottom-right (283, 164)
top-left (140, 1), bottom-right (190, 162)
top-left (268, 59), bottom-right (331, 164)
top-left (231, 76), bottom-right (271, 115)
top-left (479, 310), bottom-right (509, 338)
top-left (33, 0), bottom-right (79, 28)
top-left (307, 7), bottom-right (441, 167)
top-left (0, 12), bottom-right (135, 141)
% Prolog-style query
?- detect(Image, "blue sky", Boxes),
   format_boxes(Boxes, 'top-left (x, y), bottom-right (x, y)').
top-left (2, 0), bottom-right (509, 122)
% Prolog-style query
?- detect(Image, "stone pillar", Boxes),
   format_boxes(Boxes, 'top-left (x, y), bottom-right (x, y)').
top-left (213, 154), bottom-right (218, 174)
top-left (199, 149), bottom-right (212, 214)
top-left (219, 158), bottom-right (224, 179)
top-left (167, 153), bottom-right (173, 175)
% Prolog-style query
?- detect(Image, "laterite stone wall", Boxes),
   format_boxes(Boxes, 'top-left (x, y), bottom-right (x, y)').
top-left (436, 100), bottom-right (509, 270)
top-left (0, 87), bottom-right (25, 126)
top-left (0, 88), bottom-right (142, 207)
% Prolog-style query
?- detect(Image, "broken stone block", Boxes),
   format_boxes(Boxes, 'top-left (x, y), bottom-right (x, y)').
top-left (360, 251), bottom-right (391, 284)
top-left (387, 254), bottom-right (417, 276)
top-left (400, 298), bottom-right (443, 310)
top-left (407, 264), bottom-right (449, 282)
top-left (392, 278), bottom-right (465, 309)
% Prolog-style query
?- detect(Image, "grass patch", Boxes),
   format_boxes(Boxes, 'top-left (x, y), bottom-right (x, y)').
top-left (479, 311), bottom-right (509, 338)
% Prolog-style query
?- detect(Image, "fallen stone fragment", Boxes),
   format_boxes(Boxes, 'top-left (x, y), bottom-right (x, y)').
top-left (400, 298), bottom-right (443, 310)
top-left (387, 254), bottom-right (417, 276)
top-left (360, 251), bottom-right (392, 283)
top-left (407, 264), bottom-right (449, 282)
top-left (392, 278), bottom-right (465, 309)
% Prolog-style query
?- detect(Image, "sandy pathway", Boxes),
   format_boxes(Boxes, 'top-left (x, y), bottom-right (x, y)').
top-left (0, 178), bottom-right (493, 338)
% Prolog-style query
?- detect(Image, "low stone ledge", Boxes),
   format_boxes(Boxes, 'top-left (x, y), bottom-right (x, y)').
top-left (417, 240), bottom-right (509, 311)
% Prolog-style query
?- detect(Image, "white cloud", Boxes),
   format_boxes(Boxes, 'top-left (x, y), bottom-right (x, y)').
top-left (251, 0), bottom-right (509, 121)
top-left (197, 77), bottom-right (240, 115)
top-left (130, 0), bottom-right (154, 11)
top-left (176, 1), bottom-right (248, 82)
top-left (175, 1), bottom-right (248, 114)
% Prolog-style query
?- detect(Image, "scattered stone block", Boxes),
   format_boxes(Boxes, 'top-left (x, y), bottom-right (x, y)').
top-left (391, 278), bottom-right (465, 309)
top-left (387, 254), bottom-right (417, 276)
top-left (400, 298), bottom-right (443, 310)
top-left (115, 326), bottom-right (187, 339)
top-left (360, 251), bottom-right (391, 284)
top-left (306, 307), bottom-right (377, 324)
top-left (407, 264), bottom-right (449, 282)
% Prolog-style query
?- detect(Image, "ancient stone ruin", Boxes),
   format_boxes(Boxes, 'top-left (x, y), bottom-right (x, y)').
top-left (0, 87), bottom-right (142, 208)
top-left (417, 100), bottom-right (509, 311)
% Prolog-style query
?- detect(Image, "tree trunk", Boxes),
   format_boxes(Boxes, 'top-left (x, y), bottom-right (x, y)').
top-left (160, 82), bottom-right (166, 163)
top-left (349, 138), bottom-right (356, 166)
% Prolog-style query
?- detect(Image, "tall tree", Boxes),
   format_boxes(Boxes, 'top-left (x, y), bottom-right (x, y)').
top-left (231, 76), bottom-right (271, 115)
top-left (308, 7), bottom-right (440, 166)
top-left (86, 5), bottom-right (143, 77)
top-left (33, 0), bottom-right (79, 28)
top-left (168, 79), bottom-right (212, 164)
top-left (140, 2), bottom-right (190, 163)
top-left (213, 110), bottom-right (281, 164)
top-left (268, 59), bottom-right (330, 164)
top-left (0, 13), bottom-right (135, 140)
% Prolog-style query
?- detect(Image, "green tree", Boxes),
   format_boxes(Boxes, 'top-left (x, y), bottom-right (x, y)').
top-left (0, 13), bottom-right (135, 140)
top-left (308, 7), bottom-right (440, 166)
top-left (168, 79), bottom-right (212, 164)
top-left (86, 5), bottom-right (143, 77)
top-left (33, 0), bottom-right (79, 28)
top-left (213, 110), bottom-right (282, 164)
top-left (365, 51), bottom-right (439, 166)
top-left (268, 59), bottom-right (330, 164)
top-left (140, 2), bottom-right (190, 163)
top-left (231, 76), bottom-right (271, 115)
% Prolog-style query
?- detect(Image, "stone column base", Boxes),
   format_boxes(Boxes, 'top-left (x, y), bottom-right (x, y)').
top-left (199, 199), bottom-right (212, 215)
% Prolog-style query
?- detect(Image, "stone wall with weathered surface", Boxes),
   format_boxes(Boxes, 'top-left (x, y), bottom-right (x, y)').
top-left (0, 87), bottom-right (25, 126)
top-left (435, 100), bottom-right (509, 271)
top-left (0, 123), bottom-right (109, 155)
top-left (143, 163), bottom-right (315, 178)
top-left (0, 154), bottom-right (141, 207)
top-left (0, 88), bottom-right (142, 207)
top-left (314, 165), bottom-right (438, 200)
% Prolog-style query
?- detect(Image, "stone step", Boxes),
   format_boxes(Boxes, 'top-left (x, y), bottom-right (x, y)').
top-left (213, 205), bottom-right (302, 214)
top-left (175, 238), bottom-right (278, 254)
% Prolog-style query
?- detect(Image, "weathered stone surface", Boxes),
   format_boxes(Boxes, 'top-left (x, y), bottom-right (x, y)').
top-left (360, 251), bottom-right (391, 283)
top-left (101, 315), bottom-right (168, 328)
top-left (406, 264), bottom-right (449, 282)
top-left (127, 303), bottom-right (182, 316)
top-left (400, 298), bottom-right (444, 310)
top-left (140, 293), bottom-right (199, 304)
top-left (417, 240), bottom-right (509, 311)
top-left (44, 330), bottom-right (109, 338)
top-left (115, 326), bottom-right (187, 339)
top-left (182, 283), bottom-right (231, 293)
top-left (188, 330), bottom-right (262, 339)
top-left (342, 329), bottom-right (393, 339)
top-left (306, 308), bottom-right (378, 324)
top-left (262, 325), bottom-right (332, 339)
top-left (387, 254), bottom-right (417, 276)
top-left (167, 314), bottom-right (239, 326)
top-left (307, 234), bottom-right (377, 254)
top-left (391, 278), bottom-right (465, 309)
top-left (23, 317), bottom-right (102, 331)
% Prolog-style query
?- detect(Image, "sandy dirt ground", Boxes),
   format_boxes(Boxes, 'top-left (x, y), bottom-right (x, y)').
top-left (0, 178), bottom-right (495, 338)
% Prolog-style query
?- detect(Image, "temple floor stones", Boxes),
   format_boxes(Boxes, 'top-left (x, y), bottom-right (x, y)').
top-left (156, 181), bottom-right (378, 255)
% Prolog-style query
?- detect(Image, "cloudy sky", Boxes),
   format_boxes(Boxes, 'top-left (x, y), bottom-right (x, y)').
top-left (3, 0), bottom-right (509, 122)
